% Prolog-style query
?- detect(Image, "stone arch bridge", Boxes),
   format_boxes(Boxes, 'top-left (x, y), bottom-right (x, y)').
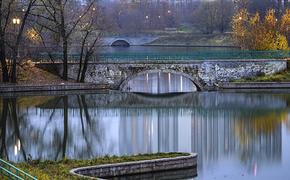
top-left (102, 37), bottom-right (158, 46)
top-left (36, 59), bottom-right (286, 91)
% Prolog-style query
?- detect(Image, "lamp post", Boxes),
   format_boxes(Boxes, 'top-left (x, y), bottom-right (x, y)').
top-left (12, 17), bottom-right (21, 58)
top-left (11, 17), bottom-right (21, 83)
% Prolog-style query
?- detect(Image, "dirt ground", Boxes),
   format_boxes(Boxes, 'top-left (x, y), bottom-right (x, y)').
top-left (0, 60), bottom-right (76, 84)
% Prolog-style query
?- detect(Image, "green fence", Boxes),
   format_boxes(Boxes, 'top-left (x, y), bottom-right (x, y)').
top-left (33, 50), bottom-right (290, 63)
top-left (0, 159), bottom-right (37, 180)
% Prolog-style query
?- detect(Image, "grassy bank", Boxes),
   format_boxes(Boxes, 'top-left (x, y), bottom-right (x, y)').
top-left (234, 70), bottom-right (290, 82)
top-left (15, 152), bottom-right (190, 180)
top-left (148, 33), bottom-right (235, 47)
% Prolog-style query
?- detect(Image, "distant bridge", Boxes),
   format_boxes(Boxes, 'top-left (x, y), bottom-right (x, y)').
top-left (102, 36), bottom-right (158, 46)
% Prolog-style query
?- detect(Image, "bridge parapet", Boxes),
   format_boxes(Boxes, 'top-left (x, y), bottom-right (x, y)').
top-left (33, 50), bottom-right (290, 63)
top-left (36, 59), bottom-right (287, 90)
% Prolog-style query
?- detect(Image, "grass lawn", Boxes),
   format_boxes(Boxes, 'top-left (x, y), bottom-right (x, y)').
top-left (148, 33), bottom-right (235, 46)
top-left (14, 152), bottom-right (190, 180)
top-left (234, 70), bottom-right (290, 82)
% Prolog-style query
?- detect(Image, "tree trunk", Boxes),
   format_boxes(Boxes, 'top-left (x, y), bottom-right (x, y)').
top-left (59, 2), bottom-right (68, 81)
top-left (11, 49), bottom-right (18, 83)
top-left (80, 52), bottom-right (91, 82)
top-left (0, 33), bottom-right (9, 82)
top-left (0, 0), bottom-right (9, 83)
top-left (278, 0), bottom-right (282, 17)
top-left (62, 96), bottom-right (68, 159)
top-left (77, 32), bottom-right (89, 81)
top-left (0, 99), bottom-right (8, 159)
top-left (11, 0), bottom-right (35, 83)
top-left (219, 0), bottom-right (225, 33)
top-left (62, 39), bottom-right (68, 80)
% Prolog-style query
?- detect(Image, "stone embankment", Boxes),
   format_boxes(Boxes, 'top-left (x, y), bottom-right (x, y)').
top-left (219, 82), bottom-right (290, 89)
top-left (0, 83), bottom-right (109, 93)
top-left (70, 153), bottom-right (197, 179)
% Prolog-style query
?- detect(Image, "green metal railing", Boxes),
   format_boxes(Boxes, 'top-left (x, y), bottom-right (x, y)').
top-left (0, 159), bottom-right (37, 180)
top-left (32, 50), bottom-right (290, 63)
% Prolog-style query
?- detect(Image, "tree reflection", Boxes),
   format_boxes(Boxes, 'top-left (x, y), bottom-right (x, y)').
top-left (235, 111), bottom-right (287, 145)
top-left (0, 99), bottom-right (8, 160)
top-left (0, 95), bottom-right (106, 162)
top-left (62, 96), bottom-right (68, 159)
top-left (10, 98), bottom-right (28, 161)
top-left (233, 110), bottom-right (287, 170)
top-left (0, 98), bottom-right (28, 161)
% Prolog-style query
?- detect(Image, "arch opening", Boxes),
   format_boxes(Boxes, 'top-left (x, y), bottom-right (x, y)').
top-left (121, 71), bottom-right (199, 94)
top-left (111, 40), bottom-right (130, 47)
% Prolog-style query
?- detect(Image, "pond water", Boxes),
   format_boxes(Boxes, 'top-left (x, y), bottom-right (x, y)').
top-left (101, 46), bottom-right (238, 54)
top-left (1, 91), bottom-right (290, 180)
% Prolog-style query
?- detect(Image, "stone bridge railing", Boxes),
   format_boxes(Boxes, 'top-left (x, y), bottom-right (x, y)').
top-left (36, 59), bottom-right (287, 90)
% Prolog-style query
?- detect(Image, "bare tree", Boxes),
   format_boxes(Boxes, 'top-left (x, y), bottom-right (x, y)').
top-left (284, 0), bottom-right (289, 9)
top-left (76, 10), bottom-right (103, 82)
top-left (0, 0), bottom-right (11, 82)
top-left (11, 0), bottom-right (36, 83)
top-left (33, 0), bottom-right (96, 80)
top-left (216, 0), bottom-right (235, 33)
top-left (0, 0), bottom-right (36, 83)
top-left (194, 1), bottom-right (218, 34)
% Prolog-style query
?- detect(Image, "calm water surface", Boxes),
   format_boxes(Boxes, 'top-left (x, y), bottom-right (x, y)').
top-left (1, 91), bottom-right (290, 180)
top-left (101, 46), bottom-right (238, 54)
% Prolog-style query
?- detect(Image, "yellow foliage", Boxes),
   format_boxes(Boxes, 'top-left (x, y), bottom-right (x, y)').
top-left (281, 9), bottom-right (290, 34)
top-left (265, 9), bottom-right (277, 30)
top-left (232, 9), bottom-right (249, 49)
top-left (275, 34), bottom-right (289, 50)
top-left (26, 28), bottom-right (41, 44)
top-left (249, 12), bottom-right (260, 26)
top-left (232, 9), bottom-right (289, 50)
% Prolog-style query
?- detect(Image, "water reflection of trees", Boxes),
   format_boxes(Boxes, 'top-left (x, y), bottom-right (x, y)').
top-left (0, 95), bottom-right (105, 162)
top-left (1, 92), bottom-right (290, 176)
top-left (0, 98), bottom-right (29, 161)
top-left (235, 111), bottom-right (287, 145)
top-left (233, 110), bottom-right (287, 171)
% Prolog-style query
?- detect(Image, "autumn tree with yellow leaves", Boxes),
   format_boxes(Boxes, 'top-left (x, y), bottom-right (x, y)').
top-left (232, 9), bottom-right (290, 50)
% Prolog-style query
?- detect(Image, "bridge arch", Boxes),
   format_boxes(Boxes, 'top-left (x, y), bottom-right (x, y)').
top-left (119, 69), bottom-right (204, 92)
top-left (111, 39), bottom-right (130, 47)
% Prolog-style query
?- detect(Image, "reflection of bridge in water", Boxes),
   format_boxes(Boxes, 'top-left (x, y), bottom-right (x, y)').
top-left (122, 72), bottom-right (198, 93)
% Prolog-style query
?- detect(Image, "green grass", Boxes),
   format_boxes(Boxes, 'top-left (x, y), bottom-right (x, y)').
top-left (14, 152), bottom-right (190, 180)
top-left (234, 70), bottom-right (290, 82)
top-left (148, 33), bottom-right (235, 46)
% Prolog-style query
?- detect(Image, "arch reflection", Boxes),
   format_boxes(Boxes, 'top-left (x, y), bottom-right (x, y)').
top-left (122, 72), bottom-right (197, 94)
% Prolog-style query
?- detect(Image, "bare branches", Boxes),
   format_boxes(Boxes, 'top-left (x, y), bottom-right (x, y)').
top-left (66, 1), bottom-right (95, 38)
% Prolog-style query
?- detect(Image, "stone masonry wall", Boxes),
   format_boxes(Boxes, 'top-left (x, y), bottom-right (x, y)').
top-left (70, 153), bottom-right (197, 179)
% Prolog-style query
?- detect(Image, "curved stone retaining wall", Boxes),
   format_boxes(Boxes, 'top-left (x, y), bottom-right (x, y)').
top-left (70, 153), bottom-right (197, 179)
